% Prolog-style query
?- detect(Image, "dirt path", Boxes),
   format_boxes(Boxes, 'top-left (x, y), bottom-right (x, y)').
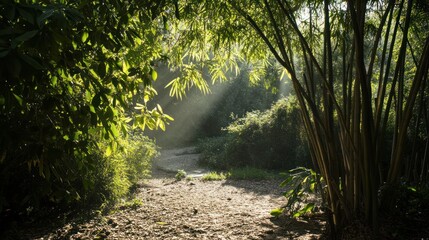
top-left (17, 148), bottom-right (325, 239)
top-left (154, 147), bottom-right (209, 177)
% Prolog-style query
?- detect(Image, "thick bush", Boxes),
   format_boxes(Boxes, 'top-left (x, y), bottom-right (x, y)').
top-left (197, 135), bottom-right (232, 169)
top-left (0, 1), bottom-right (166, 215)
top-left (198, 97), bottom-right (310, 170)
top-left (0, 132), bottom-right (158, 215)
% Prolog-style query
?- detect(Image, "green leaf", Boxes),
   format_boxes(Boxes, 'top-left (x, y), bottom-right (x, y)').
top-left (158, 121), bottom-right (166, 131)
top-left (92, 94), bottom-right (101, 108)
top-left (157, 104), bottom-right (163, 114)
top-left (280, 175), bottom-right (293, 187)
top-left (13, 93), bottom-right (23, 106)
top-left (270, 208), bottom-right (284, 217)
top-left (122, 60), bottom-right (129, 73)
top-left (105, 145), bottom-right (112, 156)
top-left (20, 54), bottom-right (44, 69)
top-left (64, 8), bottom-right (84, 23)
top-left (110, 124), bottom-right (119, 138)
top-left (164, 114), bottom-right (174, 121)
top-left (5, 5), bottom-right (16, 21)
top-left (51, 76), bottom-right (58, 86)
top-left (82, 32), bottom-right (89, 42)
top-left (283, 189), bottom-right (294, 198)
top-left (151, 69), bottom-right (158, 81)
top-left (17, 7), bottom-right (35, 25)
top-left (110, 106), bottom-right (117, 116)
top-left (15, 30), bottom-right (39, 42)
top-left (120, 123), bottom-right (128, 135)
top-left (0, 95), bottom-right (5, 105)
top-left (89, 105), bottom-right (96, 113)
top-left (292, 203), bottom-right (315, 218)
top-left (37, 8), bottom-right (55, 27)
top-left (0, 49), bottom-right (10, 58)
top-left (310, 182), bottom-right (316, 192)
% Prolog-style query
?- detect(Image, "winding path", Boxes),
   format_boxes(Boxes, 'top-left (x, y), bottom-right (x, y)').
top-left (21, 147), bottom-right (325, 239)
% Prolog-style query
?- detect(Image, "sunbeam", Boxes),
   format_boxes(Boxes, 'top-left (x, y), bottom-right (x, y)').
top-left (146, 63), bottom-right (232, 147)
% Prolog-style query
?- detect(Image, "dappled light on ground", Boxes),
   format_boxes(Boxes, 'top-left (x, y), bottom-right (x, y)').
top-left (7, 147), bottom-right (326, 239)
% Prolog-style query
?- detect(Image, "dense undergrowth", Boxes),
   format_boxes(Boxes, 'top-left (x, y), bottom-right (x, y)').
top-left (0, 132), bottom-right (158, 235)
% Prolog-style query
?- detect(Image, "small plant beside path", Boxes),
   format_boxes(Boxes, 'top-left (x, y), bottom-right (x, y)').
top-left (202, 167), bottom-right (282, 181)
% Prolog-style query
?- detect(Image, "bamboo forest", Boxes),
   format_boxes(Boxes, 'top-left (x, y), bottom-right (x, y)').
top-left (1, 0), bottom-right (429, 239)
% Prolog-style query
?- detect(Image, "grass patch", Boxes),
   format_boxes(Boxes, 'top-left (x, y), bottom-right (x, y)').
top-left (229, 167), bottom-right (279, 180)
top-left (117, 198), bottom-right (143, 210)
top-left (201, 167), bottom-right (280, 181)
top-left (201, 172), bottom-right (230, 181)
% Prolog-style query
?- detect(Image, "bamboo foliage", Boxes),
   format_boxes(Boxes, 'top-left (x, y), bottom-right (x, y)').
top-left (228, 0), bottom-right (429, 234)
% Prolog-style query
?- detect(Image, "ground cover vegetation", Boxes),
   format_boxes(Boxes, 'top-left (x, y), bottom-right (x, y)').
top-left (1, 0), bottom-right (429, 239)
top-left (202, 167), bottom-right (282, 180)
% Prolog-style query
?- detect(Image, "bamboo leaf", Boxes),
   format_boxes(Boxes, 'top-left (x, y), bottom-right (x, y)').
top-left (280, 175), bottom-right (293, 187)
top-left (270, 208), bottom-right (284, 217)
top-left (110, 124), bottom-right (119, 138)
top-left (292, 203), bottom-right (314, 218)
top-left (82, 32), bottom-right (89, 42)
top-left (20, 54), bottom-right (44, 69)
top-left (37, 8), bottom-right (55, 26)
top-left (0, 49), bottom-right (10, 58)
top-left (13, 93), bottom-right (23, 106)
top-left (151, 69), bottom-right (158, 81)
top-left (105, 145), bottom-right (112, 157)
top-left (15, 30), bottom-right (38, 42)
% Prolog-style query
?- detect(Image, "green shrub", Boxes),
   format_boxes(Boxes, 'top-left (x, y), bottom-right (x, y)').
top-left (0, 1), bottom-right (167, 216)
top-left (278, 167), bottom-right (322, 218)
top-left (92, 132), bottom-right (159, 204)
top-left (197, 135), bottom-right (231, 169)
top-left (0, 131), bottom-right (158, 215)
top-left (175, 169), bottom-right (187, 181)
top-left (198, 97), bottom-right (310, 170)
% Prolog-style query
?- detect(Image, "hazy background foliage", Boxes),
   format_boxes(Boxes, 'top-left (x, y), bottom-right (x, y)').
top-left (146, 62), bottom-right (290, 147)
